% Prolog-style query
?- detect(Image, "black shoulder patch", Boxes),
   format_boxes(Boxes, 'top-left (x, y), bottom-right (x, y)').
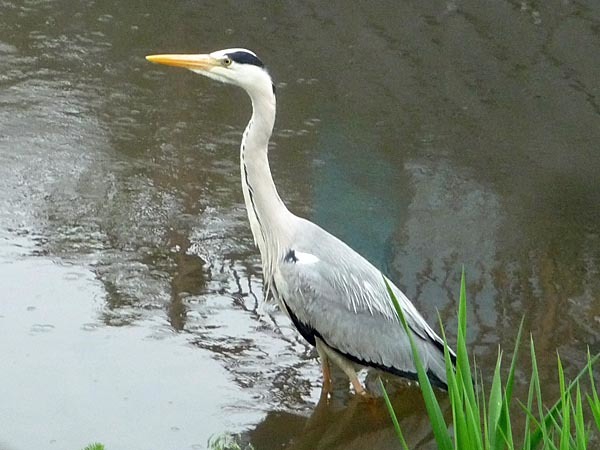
top-left (284, 249), bottom-right (298, 263)
top-left (227, 51), bottom-right (264, 68)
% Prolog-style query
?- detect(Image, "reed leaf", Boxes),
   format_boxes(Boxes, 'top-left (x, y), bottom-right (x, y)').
top-left (384, 278), bottom-right (453, 450)
top-left (379, 377), bottom-right (410, 450)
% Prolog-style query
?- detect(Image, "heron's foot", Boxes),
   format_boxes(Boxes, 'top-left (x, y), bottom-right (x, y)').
top-left (355, 389), bottom-right (376, 402)
top-left (351, 378), bottom-right (373, 399)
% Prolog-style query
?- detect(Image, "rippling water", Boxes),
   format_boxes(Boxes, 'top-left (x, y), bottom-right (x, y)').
top-left (0, 1), bottom-right (598, 449)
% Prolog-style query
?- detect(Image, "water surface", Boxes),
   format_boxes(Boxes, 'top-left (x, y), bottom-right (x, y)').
top-left (0, 1), bottom-right (598, 449)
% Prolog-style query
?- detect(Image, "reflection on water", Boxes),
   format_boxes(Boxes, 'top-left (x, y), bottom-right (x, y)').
top-left (0, 0), bottom-right (598, 449)
top-left (391, 158), bottom-right (501, 346)
top-left (245, 383), bottom-right (446, 450)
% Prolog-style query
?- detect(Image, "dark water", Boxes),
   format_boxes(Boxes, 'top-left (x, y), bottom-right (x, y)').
top-left (0, 1), bottom-right (598, 449)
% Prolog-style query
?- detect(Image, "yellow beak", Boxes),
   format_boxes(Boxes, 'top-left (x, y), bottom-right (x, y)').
top-left (145, 54), bottom-right (219, 71)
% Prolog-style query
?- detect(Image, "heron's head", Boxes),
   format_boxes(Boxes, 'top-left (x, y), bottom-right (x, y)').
top-left (146, 48), bottom-right (273, 98)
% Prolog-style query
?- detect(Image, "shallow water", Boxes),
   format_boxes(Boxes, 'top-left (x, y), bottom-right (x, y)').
top-left (0, 1), bottom-right (598, 449)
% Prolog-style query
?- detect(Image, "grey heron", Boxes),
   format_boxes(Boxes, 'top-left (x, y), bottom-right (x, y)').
top-left (146, 48), bottom-right (456, 395)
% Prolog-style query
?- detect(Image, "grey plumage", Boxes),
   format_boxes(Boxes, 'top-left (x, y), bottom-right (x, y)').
top-left (273, 217), bottom-right (451, 388)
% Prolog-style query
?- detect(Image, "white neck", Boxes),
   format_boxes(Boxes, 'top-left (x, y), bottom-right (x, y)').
top-left (239, 83), bottom-right (293, 287)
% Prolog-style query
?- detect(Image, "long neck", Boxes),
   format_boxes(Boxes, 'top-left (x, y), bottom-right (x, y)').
top-left (240, 85), bottom-right (292, 277)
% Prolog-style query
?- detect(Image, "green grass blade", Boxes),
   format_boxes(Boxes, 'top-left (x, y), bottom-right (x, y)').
top-left (586, 348), bottom-right (600, 432)
top-left (452, 385), bottom-right (469, 448)
top-left (587, 393), bottom-right (600, 432)
top-left (488, 350), bottom-right (504, 450)
top-left (521, 380), bottom-right (535, 450)
top-left (456, 268), bottom-right (476, 409)
top-left (463, 383), bottom-right (483, 449)
top-left (496, 424), bottom-right (512, 450)
top-left (481, 373), bottom-right (491, 450)
top-left (453, 269), bottom-right (483, 449)
top-left (573, 383), bottom-right (586, 450)
top-left (529, 336), bottom-right (551, 450)
top-left (519, 397), bottom-right (543, 450)
top-left (82, 444), bottom-right (105, 450)
top-left (529, 351), bottom-right (600, 449)
top-left (437, 270), bottom-right (484, 450)
top-left (478, 368), bottom-right (489, 450)
top-left (504, 316), bottom-right (524, 405)
top-left (501, 393), bottom-right (514, 450)
top-left (379, 377), bottom-right (410, 450)
top-left (496, 316), bottom-right (523, 450)
top-left (437, 315), bottom-right (464, 449)
top-left (556, 354), bottom-right (570, 450)
top-left (437, 311), bottom-right (460, 400)
top-left (384, 277), bottom-right (453, 450)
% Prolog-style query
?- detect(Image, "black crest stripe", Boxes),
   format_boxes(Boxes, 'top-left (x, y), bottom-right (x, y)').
top-left (227, 51), bottom-right (264, 68)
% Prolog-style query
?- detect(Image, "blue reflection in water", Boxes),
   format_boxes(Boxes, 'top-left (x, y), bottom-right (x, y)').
top-left (311, 118), bottom-right (407, 274)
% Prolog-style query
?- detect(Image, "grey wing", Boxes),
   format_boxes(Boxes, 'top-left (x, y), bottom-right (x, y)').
top-left (273, 220), bottom-right (450, 382)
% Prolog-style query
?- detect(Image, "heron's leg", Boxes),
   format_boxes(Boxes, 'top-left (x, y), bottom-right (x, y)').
top-left (315, 338), bottom-right (332, 392)
top-left (315, 338), bottom-right (367, 396)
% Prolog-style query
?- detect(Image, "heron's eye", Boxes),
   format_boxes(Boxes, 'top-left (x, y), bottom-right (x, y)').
top-left (223, 57), bottom-right (232, 67)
